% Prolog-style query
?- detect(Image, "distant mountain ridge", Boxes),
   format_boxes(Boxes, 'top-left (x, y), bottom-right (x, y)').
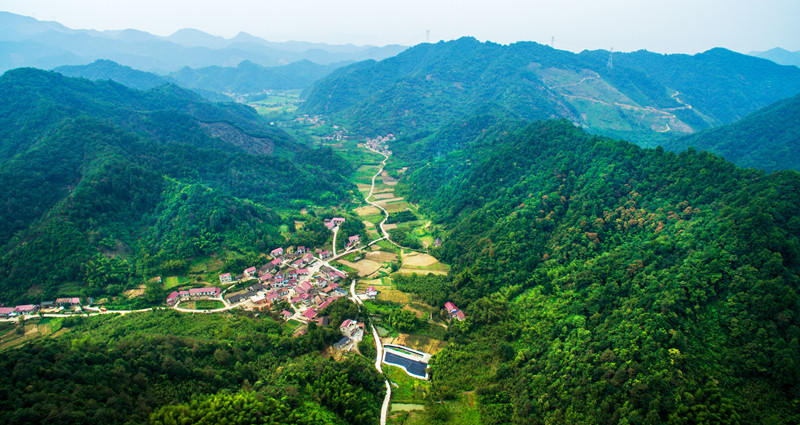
top-left (0, 11), bottom-right (407, 73)
top-left (54, 59), bottom-right (169, 91)
top-left (301, 37), bottom-right (800, 145)
top-left (52, 58), bottom-right (343, 98)
top-left (750, 47), bottom-right (800, 67)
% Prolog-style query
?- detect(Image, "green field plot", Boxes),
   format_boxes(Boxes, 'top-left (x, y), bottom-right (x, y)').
top-left (194, 300), bottom-right (225, 310)
top-left (164, 276), bottom-right (192, 289)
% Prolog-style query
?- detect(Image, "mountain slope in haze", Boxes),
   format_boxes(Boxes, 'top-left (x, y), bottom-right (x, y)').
top-left (0, 69), bottom-right (354, 303)
top-left (393, 118), bottom-right (800, 424)
top-left (53, 59), bottom-right (169, 90)
top-left (168, 59), bottom-right (345, 93)
top-left (0, 11), bottom-right (407, 73)
top-left (663, 92), bottom-right (800, 172)
top-left (51, 58), bottom-right (342, 100)
top-left (302, 37), bottom-right (800, 145)
top-left (750, 47), bottom-right (800, 68)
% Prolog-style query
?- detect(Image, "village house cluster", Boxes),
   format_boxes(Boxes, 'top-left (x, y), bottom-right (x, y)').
top-left (364, 134), bottom-right (394, 155)
top-left (0, 297), bottom-right (83, 318)
top-left (208, 245), bottom-right (349, 323)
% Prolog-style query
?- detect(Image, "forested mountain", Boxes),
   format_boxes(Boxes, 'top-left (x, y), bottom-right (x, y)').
top-left (54, 59), bottom-right (169, 91)
top-left (168, 59), bottom-right (345, 93)
top-left (750, 47), bottom-right (800, 67)
top-left (301, 37), bottom-right (800, 145)
top-left (0, 11), bottom-right (406, 73)
top-left (392, 118), bottom-right (800, 423)
top-left (0, 68), bottom-right (354, 303)
top-left (663, 92), bottom-right (800, 172)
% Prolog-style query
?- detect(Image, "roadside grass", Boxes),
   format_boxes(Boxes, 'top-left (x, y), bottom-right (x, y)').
top-left (353, 165), bottom-right (382, 185)
top-left (386, 365), bottom-right (430, 404)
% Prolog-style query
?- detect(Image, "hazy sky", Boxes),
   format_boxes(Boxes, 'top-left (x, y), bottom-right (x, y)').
top-left (2, 0), bottom-right (798, 53)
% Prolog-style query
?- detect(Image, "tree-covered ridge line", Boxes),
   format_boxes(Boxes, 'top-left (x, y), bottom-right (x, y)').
top-left (393, 119), bottom-right (800, 424)
top-left (301, 37), bottom-right (800, 145)
top-left (0, 70), bottom-right (358, 304)
top-left (664, 92), bottom-right (800, 172)
top-left (0, 310), bottom-right (385, 425)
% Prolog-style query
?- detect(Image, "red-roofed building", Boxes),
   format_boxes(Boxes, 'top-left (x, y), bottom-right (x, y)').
top-left (259, 273), bottom-right (273, 282)
top-left (454, 310), bottom-right (466, 321)
top-left (189, 287), bottom-right (221, 297)
top-left (166, 292), bottom-right (179, 305)
top-left (340, 319), bottom-right (352, 328)
top-left (318, 299), bottom-right (332, 310)
top-left (281, 310), bottom-right (292, 319)
top-left (303, 308), bottom-right (318, 320)
top-left (320, 250), bottom-right (332, 259)
top-left (219, 273), bottom-right (232, 284)
top-left (69, 297), bottom-right (80, 305)
top-left (325, 221), bottom-right (336, 229)
top-left (332, 217), bottom-right (345, 224)
top-left (297, 268), bottom-right (309, 276)
top-left (297, 246), bottom-right (307, 254)
top-left (14, 304), bottom-right (37, 313)
top-left (0, 307), bottom-right (14, 317)
top-left (303, 253), bottom-right (314, 263)
top-left (445, 302), bottom-right (458, 313)
top-left (367, 286), bottom-right (378, 298)
top-left (271, 247), bottom-right (284, 257)
top-left (244, 266), bottom-right (257, 277)
top-left (347, 235), bottom-right (361, 246)
top-left (267, 292), bottom-right (280, 302)
top-left (270, 258), bottom-right (282, 267)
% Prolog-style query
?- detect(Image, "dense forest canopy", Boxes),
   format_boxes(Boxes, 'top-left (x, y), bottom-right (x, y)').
top-left (393, 118), bottom-right (800, 424)
top-left (0, 311), bottom-right (384, 425)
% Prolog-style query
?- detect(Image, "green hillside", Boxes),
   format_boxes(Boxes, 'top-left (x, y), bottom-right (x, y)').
top-left (664, 92), bottom-right (800, 172)
top-left (0, 69), bottom-right (354, 303)
top-left (301, 38), bottom-right (800, 145)
top-left (394, 119), bottom-right (800, 424)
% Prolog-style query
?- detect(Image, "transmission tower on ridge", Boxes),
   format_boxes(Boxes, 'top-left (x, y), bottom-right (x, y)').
top-left (607, 47), bottom-right (614, 69)
top-left (551, 36), bottom-right (555, 48)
